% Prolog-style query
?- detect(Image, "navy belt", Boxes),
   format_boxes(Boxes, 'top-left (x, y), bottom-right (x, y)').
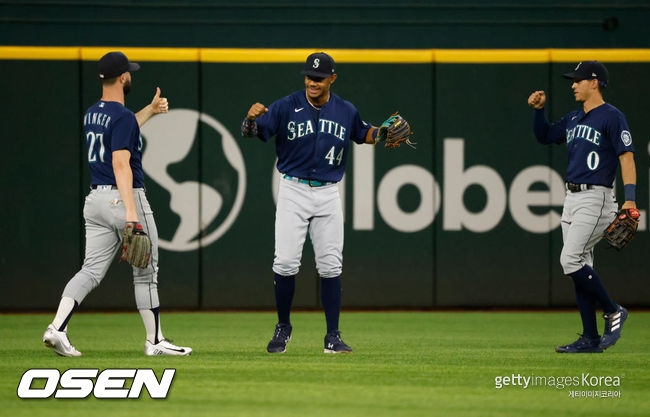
top-left (283, 174), bottom-right (335, 187)
top-left (565, 182), bottom-right (611, 193)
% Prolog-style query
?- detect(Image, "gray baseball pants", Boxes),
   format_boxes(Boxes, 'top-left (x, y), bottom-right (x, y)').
top-left (273, 177), bottom-right (343, 278)
top-left (560, 186), bottom-right (618, 275)
top-left (62, 186), bottom-right (160, 309)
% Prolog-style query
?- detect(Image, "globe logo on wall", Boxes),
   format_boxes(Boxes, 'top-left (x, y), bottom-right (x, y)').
top-left (140, 109), bottom-right (246, 251)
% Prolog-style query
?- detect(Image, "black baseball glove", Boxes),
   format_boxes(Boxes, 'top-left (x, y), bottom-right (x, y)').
top-left (602, 208), bottom-right (640, 251)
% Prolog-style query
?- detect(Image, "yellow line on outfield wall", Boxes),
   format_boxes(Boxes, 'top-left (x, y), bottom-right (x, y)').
top-left (551, 49), bottom-right (650, 62)
top-left (0, 46), bottom-right (80, 60)
top-left (80, 47), bottom-right (199, 62)
top-left (201, 48), bottom-right (435, 63)
top-left (2, 47), bottom-right (650, 63)
top-left (435, 49), bottom-right (550, 63)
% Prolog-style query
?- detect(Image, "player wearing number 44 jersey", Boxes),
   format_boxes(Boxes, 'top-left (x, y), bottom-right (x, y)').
top-left (528, 61), bottom-right (638, 353)
top-left (42, 52), bottom-right (191, 357)
top-left (242, 52), bottom-right (412, 353)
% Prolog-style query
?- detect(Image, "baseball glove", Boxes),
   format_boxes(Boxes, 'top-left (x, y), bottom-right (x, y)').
top-left (602, 208), bottom-right (640, 251)
top-left (120, 222), bottom-right (151, 268)
top-left (377, 112), bottom-right (415, 149)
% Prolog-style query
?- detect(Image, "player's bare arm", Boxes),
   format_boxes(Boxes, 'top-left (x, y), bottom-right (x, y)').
top-left (527, 90), bottom-right (546, 109)
top-left (135, 87), bottom-right (168, 127)
top-left (619, 151), bottom-right (637, 209)
top-left (112, 149), bottom-right (139, 222)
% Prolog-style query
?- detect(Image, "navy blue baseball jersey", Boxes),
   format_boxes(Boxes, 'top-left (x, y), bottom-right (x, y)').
top-left (255, 90), bottom-right (371, 182)
top-left (83, 100), bottom-right (144, 187)
top-left (533, 103), bottom-right (634, 186)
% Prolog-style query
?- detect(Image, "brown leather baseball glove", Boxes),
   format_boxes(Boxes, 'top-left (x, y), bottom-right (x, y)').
top-left (120, 222), bottom-right (152, 268)
top-left (377, 112), bottom-right (415, 149)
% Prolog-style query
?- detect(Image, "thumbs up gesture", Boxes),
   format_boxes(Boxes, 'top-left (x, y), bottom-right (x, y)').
top-left (150, 87), bottom-right (169, 114)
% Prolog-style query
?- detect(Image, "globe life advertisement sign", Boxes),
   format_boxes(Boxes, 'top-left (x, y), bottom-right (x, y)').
top-left (140, 108), bottom-right (647, 253)
top-left (141, 109), bottom-right (247, 252)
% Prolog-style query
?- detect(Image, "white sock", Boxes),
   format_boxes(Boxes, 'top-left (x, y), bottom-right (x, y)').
top-left (51, 297), bottom-right (77, 332)
top-left (139, 308), bottom-right (163, 344)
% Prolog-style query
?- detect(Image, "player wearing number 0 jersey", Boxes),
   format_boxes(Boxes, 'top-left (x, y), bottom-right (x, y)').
top-left (528, 61), bottom-right (637, 353)
top-left (242, 52), bottom-right (390, 354)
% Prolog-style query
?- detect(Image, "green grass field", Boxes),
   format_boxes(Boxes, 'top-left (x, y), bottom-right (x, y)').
top-left (1, 311), bottom-right (648, 417)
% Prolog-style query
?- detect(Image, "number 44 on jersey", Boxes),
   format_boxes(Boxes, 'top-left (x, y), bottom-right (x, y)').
top-left (325, 146), bottom-right (344, 166)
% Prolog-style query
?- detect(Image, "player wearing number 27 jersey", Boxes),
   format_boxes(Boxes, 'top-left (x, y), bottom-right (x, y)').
top-left (528, 61), bottom-right (637, 354)
top-left (83, 101), bottom-right (144, 188)
top-left (42, 52), bottom-right (191, 357)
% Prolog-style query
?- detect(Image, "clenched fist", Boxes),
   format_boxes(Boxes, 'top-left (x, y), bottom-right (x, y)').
top-left (528, 91), bottom-right (546, 109)
top-left (247, 103), bottom-right (268, 120)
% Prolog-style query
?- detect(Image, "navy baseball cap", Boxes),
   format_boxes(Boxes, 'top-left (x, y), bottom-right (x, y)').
top-left (562, 61), bottom-right (609, 87)
top-left (98, 51), bottom-right (140, 79)
top-left (301, 52), bottom-right (335, 78)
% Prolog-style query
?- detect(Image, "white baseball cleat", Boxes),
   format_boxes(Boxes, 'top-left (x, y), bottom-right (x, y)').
top-left (42, 324), bottom-right (82, 357)
top-left (144, 339), bottom-right (192, 356)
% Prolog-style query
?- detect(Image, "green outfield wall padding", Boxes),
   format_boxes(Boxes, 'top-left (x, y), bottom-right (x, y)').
top-left (1, 53), bottom-right (648, 309)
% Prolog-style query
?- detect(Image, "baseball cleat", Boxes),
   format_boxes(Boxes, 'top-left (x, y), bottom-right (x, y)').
top-left (145, 339), bottom-right (192, 356)
top-left (324, 330), bottom-right (352, 354)
top-left (600, 305), bottom-right (628, 349)
top-left (267, 323), bottom-right (292, 353)
top-left (555, 334), bottom-right (603, 353)
top-left (42, 324), bottom-right (82, 357)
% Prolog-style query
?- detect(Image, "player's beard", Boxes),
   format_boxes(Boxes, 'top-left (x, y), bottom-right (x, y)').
top-left (123, 79), bottom-right (132, 96)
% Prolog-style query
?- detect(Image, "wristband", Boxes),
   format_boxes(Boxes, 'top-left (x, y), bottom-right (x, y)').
top-left (624, 184), bottom-right (636, 202)
top-left (241, 118), bottom-right (258, 137)
top-left (371, 127), bottom-right (379, 144)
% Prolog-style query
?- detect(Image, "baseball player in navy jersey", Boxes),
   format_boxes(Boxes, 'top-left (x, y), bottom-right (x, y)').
top-left (42, 51), bottom-right (192, 356)
top-left (242, 52), bottom-right (395, 353)
top-left (528, 61), bottom-right (637, 353)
